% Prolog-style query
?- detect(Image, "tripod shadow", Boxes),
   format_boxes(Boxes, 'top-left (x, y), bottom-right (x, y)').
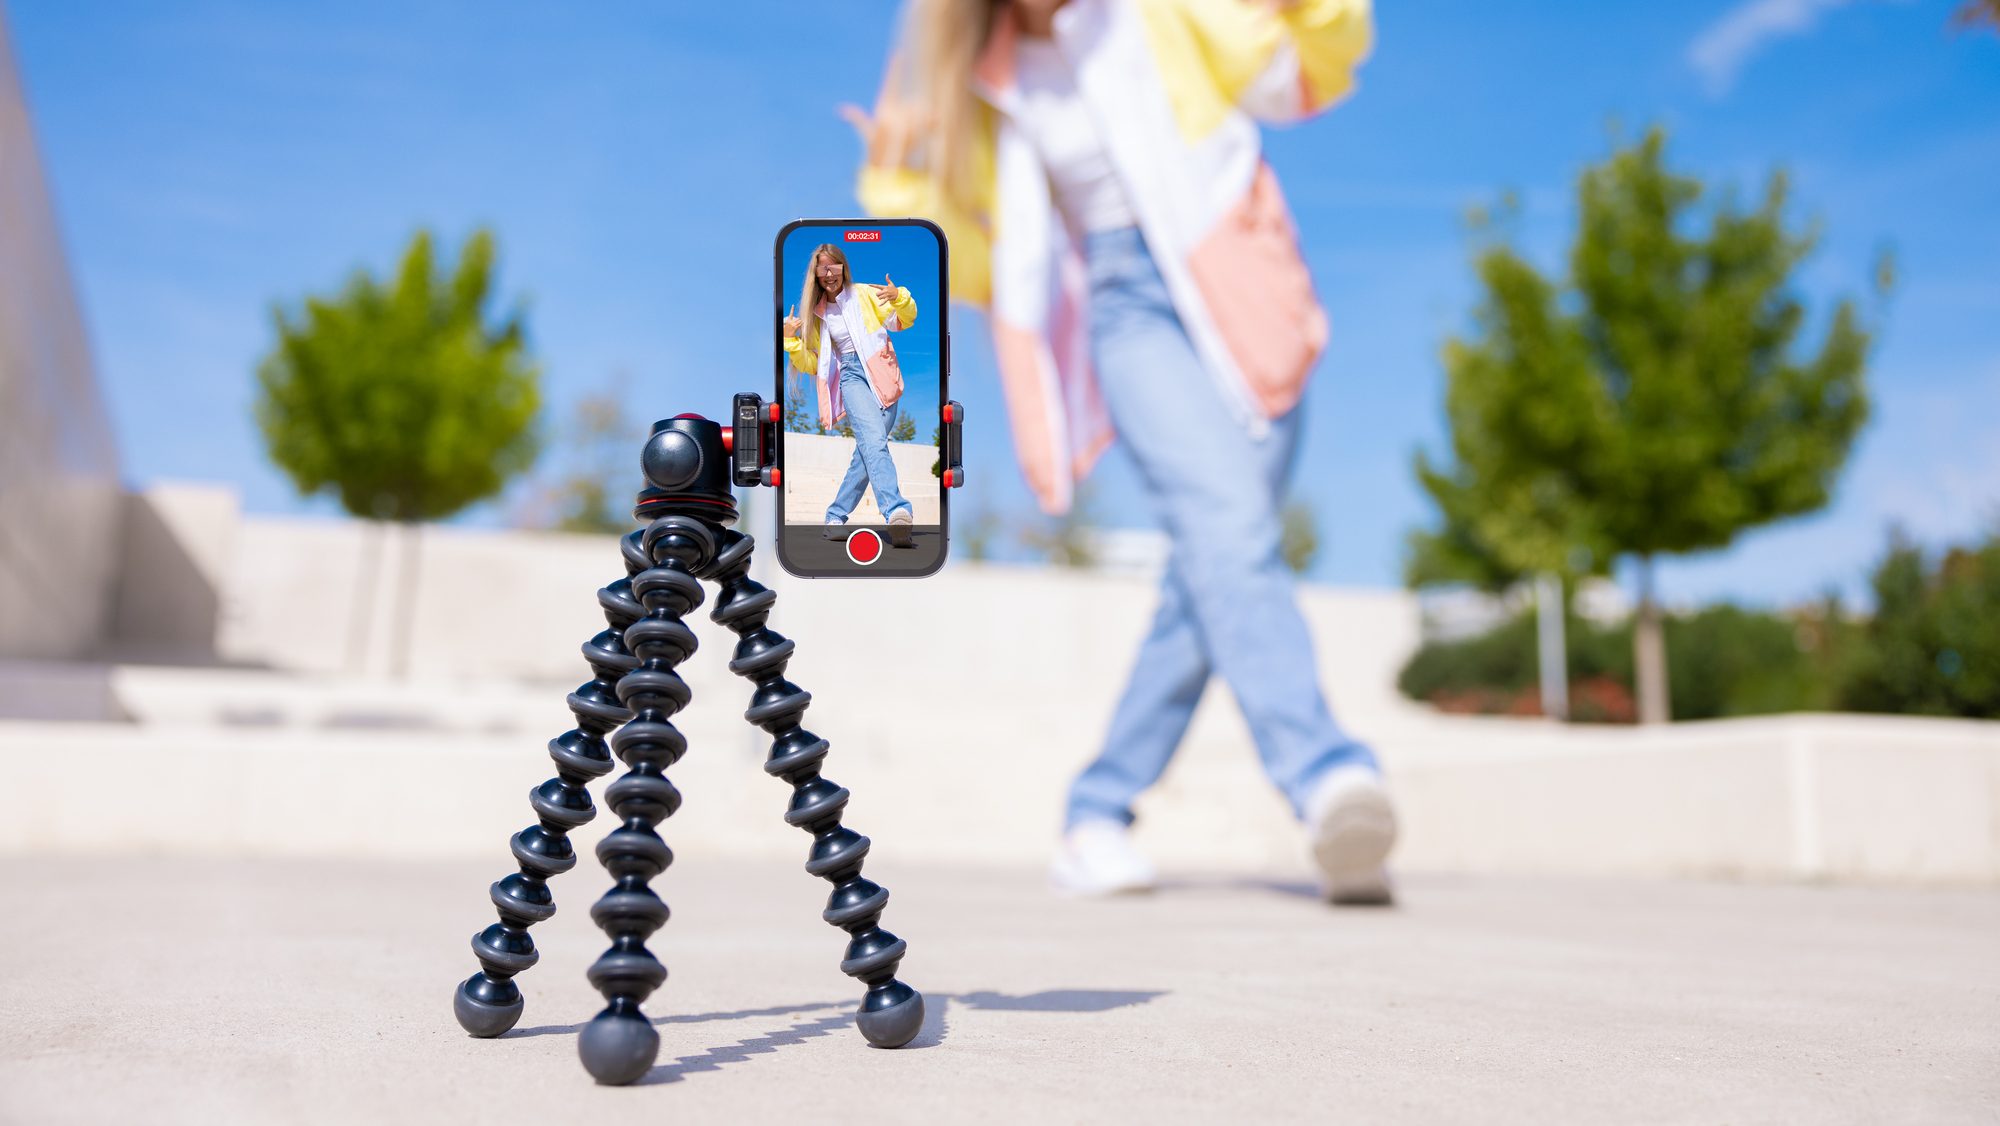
top-left (509, 988), bottom-right (1167, 1084)
top-left (637, 1010), bottom-right (856, 1085)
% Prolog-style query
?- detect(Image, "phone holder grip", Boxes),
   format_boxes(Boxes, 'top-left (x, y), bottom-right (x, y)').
top-left (940, 401), bottom-right (965, 489)
top-left (729, 392), bottom-right (784, 488)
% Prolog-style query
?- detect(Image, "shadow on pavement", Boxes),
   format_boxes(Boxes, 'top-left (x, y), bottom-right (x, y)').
top-left (639, 1011), bottom-right (857, 1085)
top-left (1155, 875), bottom-right (1406, 907)
top-left (510, 988), bottom-right (1169, 1083)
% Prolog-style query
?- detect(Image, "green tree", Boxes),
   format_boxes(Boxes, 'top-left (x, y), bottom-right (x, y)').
top-left (783, 375), bottom-right (817, 434)
top-left (255, 227), bottom-right (541, 675)
top-left (1021, 482), bottom-right (1099, 568)
top-left (1840, 529), bottom-right (2000, 717)
top-left (1396, 600), bottom-right (1855, 723)
top-left (1406, 198), bottom-right (1621, 723)
top-left (957, 500), bottom-right (1001, 562)
top-left (1411, 128), bottom-right (1876, 723)
top-left (1409, 186), bottom-right (1613, 594)
top-left (543, 377), bottom-right (641, 535)
top-left (890, 414), bottom-right (917, 442)
top-left (1280, 499), bottom-right (1321, 576)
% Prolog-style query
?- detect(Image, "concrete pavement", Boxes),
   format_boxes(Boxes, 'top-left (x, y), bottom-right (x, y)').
top-left (3, 858), bottom-right (1995, 1125)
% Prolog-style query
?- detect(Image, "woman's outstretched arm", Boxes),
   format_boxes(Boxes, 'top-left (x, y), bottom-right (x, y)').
top-left (782, 304), bottom-right (818, 374)
top-left (1144, 0), bottom-right (1373, 132)
top-left (873, 276), bottom-right (919, 331)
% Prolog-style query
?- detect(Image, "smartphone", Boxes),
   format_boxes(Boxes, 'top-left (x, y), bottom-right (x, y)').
top-left (773, 218), bottom-right (949, 577)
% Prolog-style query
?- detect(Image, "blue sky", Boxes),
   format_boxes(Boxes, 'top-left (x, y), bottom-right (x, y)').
top-left (10, 0), bottom-right (1998, 605)
top-left (779, 221), bottom-right (943, 435)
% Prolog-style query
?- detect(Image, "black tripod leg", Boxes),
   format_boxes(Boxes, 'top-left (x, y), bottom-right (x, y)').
top-left (576, 518), bottom-right (709, 1084)
top-left (704, 527), bottom-right (925, 1049)
top-left (453, 550), bottom-right (644, 1038)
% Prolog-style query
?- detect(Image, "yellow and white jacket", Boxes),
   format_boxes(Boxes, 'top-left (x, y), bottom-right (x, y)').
top-left (784, 281), bottom-right (919, 425)
top-left (859, 0), bottom-right (1372, 513)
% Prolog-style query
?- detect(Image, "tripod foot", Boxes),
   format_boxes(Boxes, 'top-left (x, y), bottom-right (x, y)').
top-left (577, 1011), bottom-right (660, 1086)
top-left (856, 982), bottom-right (925, 1048)
top-left (454, 974), bottom-right (525, 1038)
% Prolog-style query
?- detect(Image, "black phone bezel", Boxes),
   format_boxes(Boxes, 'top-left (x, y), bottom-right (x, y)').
top-left (772, 217), bottom-right (950, 579)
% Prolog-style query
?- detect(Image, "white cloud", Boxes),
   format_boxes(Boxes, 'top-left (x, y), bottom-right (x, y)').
top-left (1688, 0), bottom-right (1861, 96)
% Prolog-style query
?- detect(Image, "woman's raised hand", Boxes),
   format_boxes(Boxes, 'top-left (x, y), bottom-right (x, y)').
top-left (838, 99), bottom-right (931, 170)
top-left (783, 305), bottom-right (802, 337)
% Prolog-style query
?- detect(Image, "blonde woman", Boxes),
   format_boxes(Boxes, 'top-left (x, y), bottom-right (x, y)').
top-left (784, 243), bottom-right (922, 546)
top-left (844, 0), bottom-right (1395, 902)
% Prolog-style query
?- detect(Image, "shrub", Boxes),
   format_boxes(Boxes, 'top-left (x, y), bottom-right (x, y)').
top-left (1839, 533), bottom-right (2000, 717)
top-left (1398, 601), bottom-right (1853, 722)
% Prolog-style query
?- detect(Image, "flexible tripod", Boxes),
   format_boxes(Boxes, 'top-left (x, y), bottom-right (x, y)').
top-left (452, 401), bottom-right (963, 1084)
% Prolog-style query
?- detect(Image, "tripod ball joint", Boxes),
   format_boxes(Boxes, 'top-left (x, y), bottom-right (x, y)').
top-left (641, 427), bottom-right (703, 492)
top-left (637, 415), bottom-right (735, 519)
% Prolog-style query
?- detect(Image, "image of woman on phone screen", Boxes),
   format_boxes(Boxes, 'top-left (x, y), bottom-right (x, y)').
top-left (784, 243), bottom-right (921, 547)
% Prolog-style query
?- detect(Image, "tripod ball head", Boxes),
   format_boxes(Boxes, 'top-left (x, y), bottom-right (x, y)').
top-left (641, 427), bottom-right (703, 491)
top-left (634, 414), bottom-right (738, 525)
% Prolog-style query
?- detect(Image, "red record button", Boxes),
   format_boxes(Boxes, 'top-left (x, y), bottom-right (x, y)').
top-left (846, 528), bottom-right (883, 566)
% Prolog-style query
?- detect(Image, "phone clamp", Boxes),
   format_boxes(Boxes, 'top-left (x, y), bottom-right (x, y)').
top-left (726, 391), bottom-right (784, 488)
top-left (451, 409), bottom-right (926, 1084)
top-left (939, 400), bottom-right (966, 488)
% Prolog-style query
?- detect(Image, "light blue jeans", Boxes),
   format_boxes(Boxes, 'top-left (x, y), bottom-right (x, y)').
top-left (1064, 226), bottom-right (1379, 829)
top-left (826, 352), bottom-right (912, 523)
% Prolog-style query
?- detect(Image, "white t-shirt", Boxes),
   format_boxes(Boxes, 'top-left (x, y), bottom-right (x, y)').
top-left (821, 285), bottom-right (862, 358)
top-left (1012, 37), bottom-right (1137, 234)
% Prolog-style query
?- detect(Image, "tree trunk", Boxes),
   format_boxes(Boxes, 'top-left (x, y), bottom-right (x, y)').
top-left (1634, 554), bottom-right (1671, 725)
top-left (388, 520), bottom-right (423, 680)
top-left (1535, 571), bottom-right (1569, 721)
top-left (345, 519), bottom-right (385, 675)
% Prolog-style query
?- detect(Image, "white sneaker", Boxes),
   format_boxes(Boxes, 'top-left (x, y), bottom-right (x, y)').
top-left (1050, 820), bottom-right (1156, 896)
top-left (1303, 766), bottom-right (1398, 906)
top-left (887, 508), bottom-right (914, 548)
top-left (824, 518), bottom-right (846, 540)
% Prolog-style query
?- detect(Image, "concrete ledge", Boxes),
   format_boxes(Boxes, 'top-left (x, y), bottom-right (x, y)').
top-left (1383, 714), bottom-right (2000, 883)
top-left (2, 710), bottom-right (1993, 885)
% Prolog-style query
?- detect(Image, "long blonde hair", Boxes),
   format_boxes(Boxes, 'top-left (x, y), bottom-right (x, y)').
top-left (886, 0), bottom-right (997, 222)
top-left (795, 243), bottom-right (852, 368)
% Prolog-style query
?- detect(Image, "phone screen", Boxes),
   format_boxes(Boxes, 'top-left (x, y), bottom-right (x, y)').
top-left (774, 219), bottom-right (948, 577)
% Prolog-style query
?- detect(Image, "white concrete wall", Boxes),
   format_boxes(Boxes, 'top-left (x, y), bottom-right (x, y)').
top-left (197, 514), bottom-right (1424, 718)
top-left (5, 506), bottom-right (1996, 884)
top-left (1, 706), bottom-right (1994, 885)
top-left (215, 517), bottom-right (631, 679)
top-left (0, 12), bottom-right (123, 660)
top-left (108, 484), bottom-right (240, 661)
top-left (1376, 714), bottom-right (2000, 882)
